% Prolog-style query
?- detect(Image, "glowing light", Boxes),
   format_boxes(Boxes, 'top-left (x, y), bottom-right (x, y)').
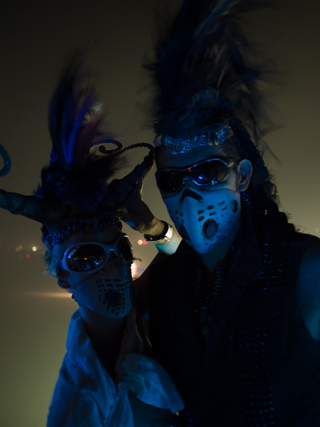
top-left (32, 246), bottom-right (37, 252)
top-left (27, 291), bottom-right (73, 299)
top-left (131, 261), bottom-right (144, 279)
top-left (131, 262), bottom-right (138, 278)
top-left (26, 254), bottom-right (30, 259)
top-left (137, 239), bottom-right (148, 245)
top-left (15, 244), bottom-right (23, 252)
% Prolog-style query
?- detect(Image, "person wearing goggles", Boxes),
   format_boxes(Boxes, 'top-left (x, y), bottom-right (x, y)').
top-left (54, 230), bottom-right (135, 319)
top-left (48, 224), bottom-right (183, 427)
top-left (154, 144), bottom-right (252, 264)
top-left (0, 63), bottom-right (183, 427)
top-left (122, 1), bottom-right (320, 426)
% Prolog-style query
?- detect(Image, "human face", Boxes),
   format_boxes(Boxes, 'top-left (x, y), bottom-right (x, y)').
top-left (156, 144), bottom-right (251, 253)
top-left (54, 225), bottom-right (134, 318)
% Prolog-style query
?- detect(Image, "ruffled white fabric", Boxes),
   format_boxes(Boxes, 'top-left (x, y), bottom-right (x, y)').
top-left (47, 309), bottom-right (183, 427)
top-left (117, 353), bottom-right (184, 413)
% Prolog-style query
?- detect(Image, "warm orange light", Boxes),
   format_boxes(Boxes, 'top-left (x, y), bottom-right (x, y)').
top-left (131, 262), bottom-right (138, 278)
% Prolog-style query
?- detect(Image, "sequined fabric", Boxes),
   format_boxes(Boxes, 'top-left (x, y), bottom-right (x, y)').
top-left (153, 124), bottom-right (233, 154)
top-left (149, 217), bottom-right (320, 427)
top-left (233, 241), bottom-right (291, 426)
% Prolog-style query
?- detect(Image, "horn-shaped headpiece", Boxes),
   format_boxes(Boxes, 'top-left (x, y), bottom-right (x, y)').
top-left (0, 61), bottom-right (154, 249)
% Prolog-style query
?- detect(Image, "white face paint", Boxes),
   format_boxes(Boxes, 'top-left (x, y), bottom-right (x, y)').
top-left (164, 188), bottom-right (241, 254)
top-left (71, 260), bottom-right (134, 319)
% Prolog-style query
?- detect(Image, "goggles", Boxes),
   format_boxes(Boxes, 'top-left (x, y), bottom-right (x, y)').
top-left (156, 157), bottom-right (237, 194)
top-left (57, 234), bottom-right (134, 275)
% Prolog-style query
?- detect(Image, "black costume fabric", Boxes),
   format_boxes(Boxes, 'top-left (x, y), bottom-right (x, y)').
top-left (148, 214), bottom-right (320, 426)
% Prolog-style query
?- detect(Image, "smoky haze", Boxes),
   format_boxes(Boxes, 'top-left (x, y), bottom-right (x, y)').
top-left (0, 1), bottom-right (319, 426)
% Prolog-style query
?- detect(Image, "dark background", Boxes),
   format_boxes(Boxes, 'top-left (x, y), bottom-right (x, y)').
top-left (0, 1), bottom-right (319, 425)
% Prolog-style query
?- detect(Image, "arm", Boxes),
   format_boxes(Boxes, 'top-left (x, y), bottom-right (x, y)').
top-left (118, 178), bottom-right (181, 317)
top-left (118, 177), bottom-right (181, 256)
top-left (298, 237), bottom-right (320, 341)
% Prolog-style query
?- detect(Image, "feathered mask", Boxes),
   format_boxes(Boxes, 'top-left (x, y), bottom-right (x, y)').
top-left (147, 0), bottom-right (268, 153)
top-left (0, 62), bottom-right (154, 248)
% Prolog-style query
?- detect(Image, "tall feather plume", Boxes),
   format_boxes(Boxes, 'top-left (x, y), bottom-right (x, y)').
top-left (147, 0), bottom-right (271, 142)
top-left (0, 61), bottom-right (157, 251)
top-left (36, 61), bottom-right (122, 208)
top-left (48, 63), bottom-right (102, 167)
top-left (146, 0), bottom-right (295, 227)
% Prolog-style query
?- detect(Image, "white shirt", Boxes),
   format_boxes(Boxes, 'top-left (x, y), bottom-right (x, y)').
top-left (47, 310), bottom-right (183, 426)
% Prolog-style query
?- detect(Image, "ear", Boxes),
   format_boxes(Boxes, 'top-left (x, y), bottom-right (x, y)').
top-left (237, 159), bottom-right (253, 192)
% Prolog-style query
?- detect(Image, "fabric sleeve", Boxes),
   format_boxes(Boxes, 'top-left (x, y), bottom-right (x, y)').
top-left (47, 383), bottom-right (106, 427)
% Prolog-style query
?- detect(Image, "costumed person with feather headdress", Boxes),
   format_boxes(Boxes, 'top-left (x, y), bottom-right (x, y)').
top-left (0, 62), bottom-right (184, 426)
top-left (122, 0), bottom-right (320, 425)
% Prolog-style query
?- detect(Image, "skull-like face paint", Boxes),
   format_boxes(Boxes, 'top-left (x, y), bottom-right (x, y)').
top-left (164, 188), bottom-right (241, 254)
top-left (70, 260), bottom-right (134, 319)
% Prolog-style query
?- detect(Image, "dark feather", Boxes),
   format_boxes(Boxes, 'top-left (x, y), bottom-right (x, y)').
top-left (48, 61), bottom-right (102, 167)
top-left (147, 0), bottom-right (272, 141)
top-left (36, 60), bottom-right (123, 207)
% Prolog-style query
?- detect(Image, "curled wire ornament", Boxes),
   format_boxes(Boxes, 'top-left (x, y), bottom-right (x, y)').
top-left (97, 139), bottom-right (123, 155)
top-left (0, 144), bottom-right (11, 176)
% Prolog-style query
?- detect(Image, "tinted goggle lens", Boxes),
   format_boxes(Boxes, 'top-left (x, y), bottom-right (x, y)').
top-left (156, 159), bottom-right (233, 193)
top-left (67, 244), bottom-right (106, 272)
top-left (117, 237), bottom-right (134, 262)
top-left (63, 236), bottom-right (133, 274)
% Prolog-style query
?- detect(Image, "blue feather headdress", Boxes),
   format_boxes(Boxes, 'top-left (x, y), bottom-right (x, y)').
top-left (147, 0), bottom-right (293, 223)
top-left (36, 62), bottom-right (122, 208)
top-left (0, 60), bottom-right (155, 249)
top-left (147, 0), bottom-right (270, 153)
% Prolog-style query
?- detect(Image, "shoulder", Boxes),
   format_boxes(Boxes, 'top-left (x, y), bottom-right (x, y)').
top-left (299, 235), bottom-right (320, 276)
top-left (298, 235), bottom-right (320, 341)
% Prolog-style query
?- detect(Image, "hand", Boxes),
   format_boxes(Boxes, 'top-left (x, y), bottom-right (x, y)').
top-left (117, 177), bottom-right (166, 236)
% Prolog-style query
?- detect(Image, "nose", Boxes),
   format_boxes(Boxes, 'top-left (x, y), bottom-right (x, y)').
top-left (99, 251), bottom-right (128, 274)
top-left (108, 252), bottom-right (117, 261)
top-left (180, 188), bottom-right (204, 204)
top-left (182, 175), bottom-right (196, 189)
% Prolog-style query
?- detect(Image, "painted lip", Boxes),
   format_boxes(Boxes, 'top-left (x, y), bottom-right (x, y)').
top-left (180, 188), bottom-right (203, 204)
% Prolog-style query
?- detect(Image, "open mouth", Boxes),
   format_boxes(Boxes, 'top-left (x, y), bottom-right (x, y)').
top-left (104, 289), bottom-right (122, 307)
top-left (202, 219), bottom-right (218, 238)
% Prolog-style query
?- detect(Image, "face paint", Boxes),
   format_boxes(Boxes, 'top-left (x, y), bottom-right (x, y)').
top-left (164, 188), bottom-right (241, 254)
top-left (71, 261), bottom-right (133, 319)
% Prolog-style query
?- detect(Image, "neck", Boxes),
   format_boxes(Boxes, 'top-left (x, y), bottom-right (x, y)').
top-left (80, 306), bottom-right (126, 338)
top-left (79, 306), bottom-right (127, 375)
top-left (197, 217), bottom-right (241, 272)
